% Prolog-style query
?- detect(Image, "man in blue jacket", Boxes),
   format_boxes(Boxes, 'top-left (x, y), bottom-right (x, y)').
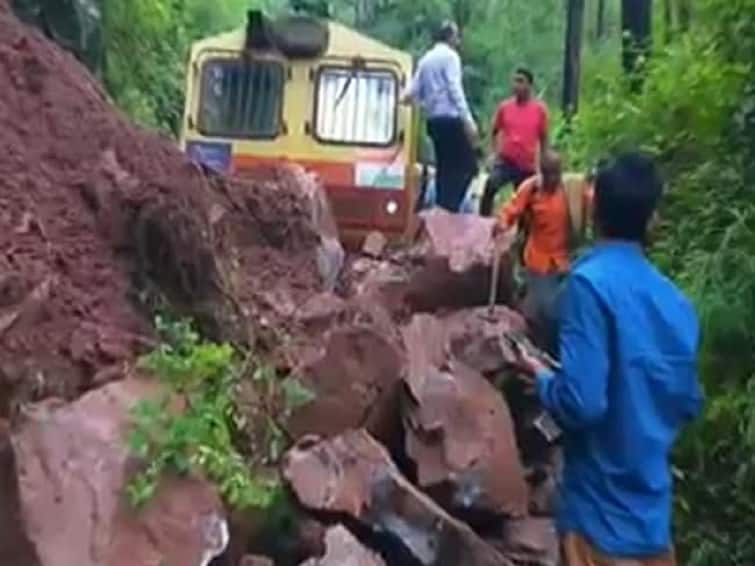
top-left (518, 152), bottom-right (703, 565)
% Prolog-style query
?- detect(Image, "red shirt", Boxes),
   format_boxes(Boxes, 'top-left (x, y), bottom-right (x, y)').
top-left (492, 97), bottom-right (548, 172)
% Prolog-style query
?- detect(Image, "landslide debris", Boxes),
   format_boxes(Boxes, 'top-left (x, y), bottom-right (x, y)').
top-left (0, 4), bottom-right (337, 417)
top-left (0, 5), bottom-right (560, 565)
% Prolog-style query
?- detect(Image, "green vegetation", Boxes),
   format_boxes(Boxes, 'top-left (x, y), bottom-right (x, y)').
top-left (28, 0), bottom-right (755, 562)
top-left (127, 314), bottom-right (313, 510)
top-left (560, 1), bottom-right (755, 563)
top-left (102, 0), bottom-right (271, 134)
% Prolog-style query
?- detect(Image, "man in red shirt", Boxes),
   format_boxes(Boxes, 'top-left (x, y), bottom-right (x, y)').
top-left (480, 67), bottom-right (549, 216)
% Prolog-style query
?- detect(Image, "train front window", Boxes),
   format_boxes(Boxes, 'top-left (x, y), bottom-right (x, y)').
top-left (315, 67), bottom-right (397, 146)
top-left (198, 58), bottom-right (284, 138)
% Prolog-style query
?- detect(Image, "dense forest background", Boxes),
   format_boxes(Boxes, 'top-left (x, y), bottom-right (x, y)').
top-left (14, 0), bottom-right (755, 564)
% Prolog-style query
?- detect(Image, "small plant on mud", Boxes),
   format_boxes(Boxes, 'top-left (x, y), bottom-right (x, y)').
top-left (126, 315), bottom-right (314, 509)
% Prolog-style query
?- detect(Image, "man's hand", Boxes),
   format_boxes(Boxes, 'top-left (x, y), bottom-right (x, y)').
top-left (492, 222), bottom-right (516, 248)
top-left (502, 332), bottom-right (552, 390)
top-left (464, 119), bottom-right (480, 148)
top-left (515, 345), bottom-right (549, 377)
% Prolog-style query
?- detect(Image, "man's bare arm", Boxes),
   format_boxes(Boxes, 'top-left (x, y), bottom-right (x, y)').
top-left (540, 129), bottom-right (549, 155)
top-left (401, 68), bottom-right (421, 105)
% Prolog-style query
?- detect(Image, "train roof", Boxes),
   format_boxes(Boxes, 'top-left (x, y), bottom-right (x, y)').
top-left (189, 19), bottom-right (412, 69)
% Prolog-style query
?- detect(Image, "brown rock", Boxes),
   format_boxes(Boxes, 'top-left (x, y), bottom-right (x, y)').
top-left (528, 454), bottom-right (560, 517)
top-left (0, 419), bottom-right (40, 566)
top-left (347, 209), bottom-right (516, 318)
top-left (0, 272), bottom-right (27, 308)
top-left (283, 429), bottom-right (513, 566)
top-left (362, 231), bottom-right (388, 258)
top-left (294, 518), bottom-right (328, 560)
top-left (401, 314), bottom-right (529, 520)
top-left (287, 325), bottom-right (403, 445)
top-left (0, 277), bottom-right (52, 345)
top-left (413, 208), bottom-right (502, 272)
top-left (404, 209), bottom-right (517, 312)
top-left (7, 378), bottom-right (228, 566)
top-left (299, 525), bottom-right (385, 566)
top-left (239, 508), bottom-right (327, 565)
top-left (246, 164), bottom-right (344, 292)
top-left (219, 508), bottom-right (271, 566)
top-left (347, 257), bottom-right (411, 312)
top-left (296, 293), bottom-right (347, 331)
top-left (109, 476), bottom-right (228, 566)
top-left (441, 307), bottom-right (528, 377)
top-left (500, 518), bottom-right (558, 566)
top-left (240, 556), bottom-right (275, 566)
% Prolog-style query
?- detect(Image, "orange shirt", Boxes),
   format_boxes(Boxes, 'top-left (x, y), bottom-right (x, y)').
top-left (497, 176), bottom-right (592, 274)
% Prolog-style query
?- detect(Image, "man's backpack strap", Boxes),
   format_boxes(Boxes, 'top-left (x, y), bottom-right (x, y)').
top-left (562, 173), bottom-right (587, 251)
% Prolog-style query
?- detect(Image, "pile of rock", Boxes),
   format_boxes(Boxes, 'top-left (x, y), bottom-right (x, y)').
top-left (0, 3), bottom-right (559, 563)
top-left (274, 210), bottom-right (559, 566)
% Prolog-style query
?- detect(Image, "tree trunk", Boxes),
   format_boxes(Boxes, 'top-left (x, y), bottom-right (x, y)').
top-left (450, 0), bottom-right (473, 36)
top-left (677, 0), bottom-right (692, 31)
top-left (596, 0), bottom-right (606, 39)
top-left (562, 0), bottom-right (585, 115)
top-left (663, 0), bottom-right (673, 42)
top-left (621, 0), bottom-right (652, 87)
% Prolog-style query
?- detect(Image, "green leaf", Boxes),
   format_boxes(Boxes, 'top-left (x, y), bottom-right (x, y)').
top-left (281, 378), bottom-right (316, 409)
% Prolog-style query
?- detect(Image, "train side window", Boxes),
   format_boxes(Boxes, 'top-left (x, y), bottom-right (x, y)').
top-left (314, 67), bottom-right (397, 146)
top-left (198, 58), bottom-right (284, 138)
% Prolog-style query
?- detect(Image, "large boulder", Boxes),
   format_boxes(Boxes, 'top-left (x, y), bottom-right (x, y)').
top-left (348, 209), bottom-right (517, 320)
top-left (299, 525), bottom-right (386, 566)
top-left (0, 418), bottom-right (39, 565)
top-left (231, 163), bottom-right (344, 294)
top-left (283, 298), bottom-right (404, 446)
top-left (2, 378), bottom-right (228, 566)
top-left (283, 429), bottom-right (513, 566)
top-left (440, 306), bottom-right (528, 378)
top-left (495, 518), bottom-right (559, 566)
top-left (286, 325), bottom-right (403, 445)
top-left (401, 314), bottom-right (529, 521)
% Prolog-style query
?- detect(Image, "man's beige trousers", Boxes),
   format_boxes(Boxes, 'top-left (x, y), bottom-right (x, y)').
top-left (561, 533), bottom-right (677, 566)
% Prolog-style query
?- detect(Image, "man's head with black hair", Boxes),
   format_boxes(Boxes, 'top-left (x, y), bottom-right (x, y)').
top-left (512, 66), bottom-right (534, 100)
top-left (435, 20), bottom-right (460, 48)
top-left (594, 152), bottom-right (663, 243)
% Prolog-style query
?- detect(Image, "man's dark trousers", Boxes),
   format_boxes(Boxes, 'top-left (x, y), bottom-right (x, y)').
top-left (480, 158), bottom-right (533, 216)
top-left (427, 116), bottom-right (478, 212)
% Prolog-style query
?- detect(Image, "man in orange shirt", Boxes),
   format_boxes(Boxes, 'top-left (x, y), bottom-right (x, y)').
top-left (495, 151), bottom-right (592, 353)
top-left (481, 67), bottom-right (549, 216)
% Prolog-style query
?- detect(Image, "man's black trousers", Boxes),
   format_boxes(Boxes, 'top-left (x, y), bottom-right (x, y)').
top-left (426, 116), bottom-right (478, 213)
top-left (479, 158), bottom-right (534, 216)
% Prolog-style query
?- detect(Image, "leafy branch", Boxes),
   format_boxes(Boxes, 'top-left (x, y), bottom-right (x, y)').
top-left (126, 314), bottom-right (314, 509)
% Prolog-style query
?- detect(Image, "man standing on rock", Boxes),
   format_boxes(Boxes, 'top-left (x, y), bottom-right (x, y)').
top-left (517, 153), bottom-right (703, 566)
top-left (494, 150), bottom-right (591, 354)
top-left (480, 67), bottom-right (549, 216)
top-left (402, 20), bottom-right (479, 213)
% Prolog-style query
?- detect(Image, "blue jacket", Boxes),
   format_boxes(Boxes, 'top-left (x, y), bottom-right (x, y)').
top-left (536, 241), bottom-right (703, 557)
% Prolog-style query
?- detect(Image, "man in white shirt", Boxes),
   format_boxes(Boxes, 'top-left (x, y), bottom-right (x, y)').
top-left (402, 21), bottom-right (479, 213)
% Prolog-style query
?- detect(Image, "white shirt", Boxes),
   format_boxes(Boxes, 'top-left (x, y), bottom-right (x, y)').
top-left (404, 42), bottom-right (472, 122)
